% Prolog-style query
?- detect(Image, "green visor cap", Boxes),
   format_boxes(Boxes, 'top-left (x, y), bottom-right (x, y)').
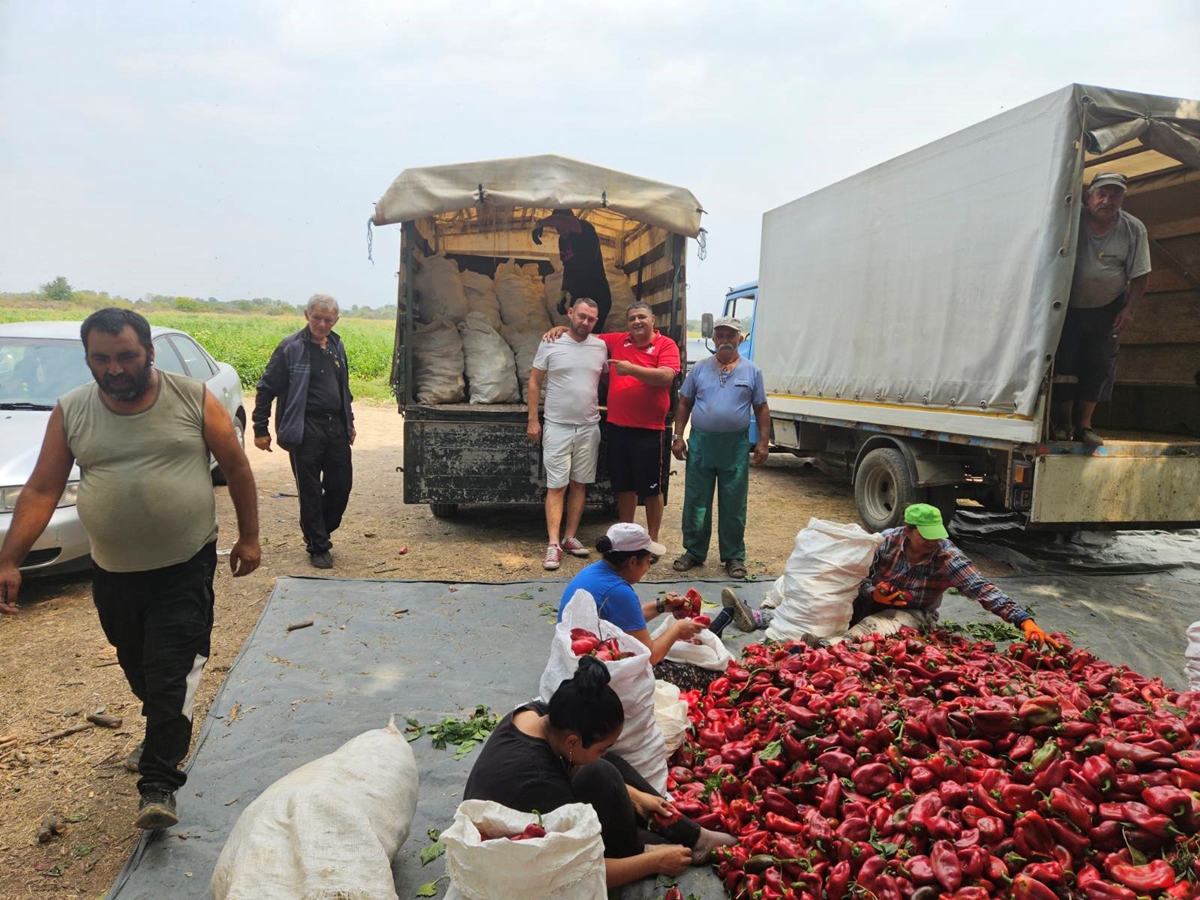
top-left (904, 503), bottom-right (949, 540)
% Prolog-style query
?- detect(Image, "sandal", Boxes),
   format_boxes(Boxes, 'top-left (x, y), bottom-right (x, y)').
top-left (724, 559), bottom-right (748, 579)
top-left (672, 554), bottom-right (701, 572)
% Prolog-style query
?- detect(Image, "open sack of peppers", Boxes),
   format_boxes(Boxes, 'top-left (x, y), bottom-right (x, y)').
top-left (662, 626), bottom-right (1200, 900)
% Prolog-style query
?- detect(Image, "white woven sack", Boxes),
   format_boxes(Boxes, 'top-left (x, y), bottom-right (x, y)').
top-left (495, 259), bottom-right (549, 331)
top-left (544, 268), bottom-right (568, 327)
top-left (1187, 621), bottom-right (1200, 691)
top-left (652, 680), bottom-right (690, 757)
top-left (650, 618), bottom-right (736, 672)
top-left (413, 317), bottom-right (465, 404)
top-left (761, 575), bottom-right (785, 610)
top-left (499, 326), bottom-right (544, 403)
top-left (462, 271), bottom-right (502, 331)
top-left (539, 590), bottom-right (668, 792)
top-left (414, 250), bottom-right (468, 324)
top-left (765, 518), bottom-right (884, 641)
top-left (602, 266), bottom-right (636, 332)
top-left (441, 800), bottom-right (606, 900)
top-left (211, 718), bottom-right (419, 900)
top-left (460, 313), bottom-right (520, 404)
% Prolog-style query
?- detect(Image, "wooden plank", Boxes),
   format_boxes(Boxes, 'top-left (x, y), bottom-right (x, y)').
top-left (1121, 290), bottom-right (1200, 345)
top-left (1114, 344), bottom-right (1200, 384)
top-left (621, 240), bottom-right (667, 275)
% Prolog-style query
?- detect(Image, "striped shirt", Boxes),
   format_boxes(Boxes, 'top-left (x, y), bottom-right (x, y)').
top-left (858, 527), bottom-right (1032, 625)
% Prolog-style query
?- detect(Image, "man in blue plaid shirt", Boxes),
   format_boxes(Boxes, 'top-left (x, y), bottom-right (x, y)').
top-left (714, 504), bottom-right (1057, 647)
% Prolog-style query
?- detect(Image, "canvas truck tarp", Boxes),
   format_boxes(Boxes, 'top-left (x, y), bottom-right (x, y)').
top-left (371, 154), bottom-right (705, 237)
top-left (755, 83), bottom-right (1200, 443)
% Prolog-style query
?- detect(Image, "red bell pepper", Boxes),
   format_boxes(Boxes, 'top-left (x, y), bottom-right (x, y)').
top-left (1106, 859), bottom-right (1176, 892)
top-left (930, 840), bottom-right (962, 892)
top-left (1013, 873), bottom-right (1060, 900)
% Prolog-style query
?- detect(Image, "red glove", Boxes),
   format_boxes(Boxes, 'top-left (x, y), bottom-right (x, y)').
top-left (872, 581), bottom-right (912, 607)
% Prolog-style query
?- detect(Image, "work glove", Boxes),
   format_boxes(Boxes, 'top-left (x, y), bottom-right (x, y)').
top-left (1021, 619), bottom-right (1060, 649)
top-left (871, 581), bottom-right (913, 607)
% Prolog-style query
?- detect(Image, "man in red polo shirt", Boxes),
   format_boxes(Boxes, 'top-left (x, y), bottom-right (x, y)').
top-left (544, 301), bottom-right (680, 544)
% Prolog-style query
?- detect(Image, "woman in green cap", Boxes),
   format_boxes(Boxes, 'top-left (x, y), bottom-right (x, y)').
top-left (713, 503), bottom-right (1058, 647)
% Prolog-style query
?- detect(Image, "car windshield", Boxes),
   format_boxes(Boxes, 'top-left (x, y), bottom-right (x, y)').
top-left (0, 337), bottom-right (91, 407)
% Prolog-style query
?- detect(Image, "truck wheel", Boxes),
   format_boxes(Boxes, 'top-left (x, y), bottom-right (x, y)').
top-left (429, 503), bottom-right (458, 519)
top-left (855, 448), bottom-right (918, 532)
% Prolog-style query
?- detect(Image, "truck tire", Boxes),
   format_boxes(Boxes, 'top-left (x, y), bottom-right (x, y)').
top-left (855, 448), bottom-right (918, 532)
top-left (429, 503), bottom-right (458, 519)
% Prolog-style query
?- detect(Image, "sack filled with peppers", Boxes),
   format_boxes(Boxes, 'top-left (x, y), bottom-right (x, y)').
top-left (664, 626), bottom-right (1200, 900)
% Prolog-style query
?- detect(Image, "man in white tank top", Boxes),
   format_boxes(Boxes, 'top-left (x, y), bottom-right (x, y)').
top-left (0, 309), bottom-right (261, 831)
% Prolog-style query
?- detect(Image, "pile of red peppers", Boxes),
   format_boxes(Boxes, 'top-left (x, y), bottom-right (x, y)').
top-left (570, 628), bottom-right (636, 661)
top-left (661, 627), bottom-right (1200, 900)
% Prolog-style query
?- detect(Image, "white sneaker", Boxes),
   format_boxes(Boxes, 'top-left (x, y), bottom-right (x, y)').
top-left (560, 537), bottom-right (590, 557)
top-left (542, 544), bottom-right (563, 570)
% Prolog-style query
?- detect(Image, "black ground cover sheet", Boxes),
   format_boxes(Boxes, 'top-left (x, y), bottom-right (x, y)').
top-left (107, 562), bottom-right (1198, 900)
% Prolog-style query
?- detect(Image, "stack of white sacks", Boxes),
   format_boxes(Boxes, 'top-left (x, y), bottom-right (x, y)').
top-left (411, 251), bottom-right (636, 405)
top-left (1187, 621), bottom-right (1200, 691)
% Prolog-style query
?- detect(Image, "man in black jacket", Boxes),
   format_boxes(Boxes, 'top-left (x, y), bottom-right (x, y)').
top-left (253, 295), bottom-right (356, 569)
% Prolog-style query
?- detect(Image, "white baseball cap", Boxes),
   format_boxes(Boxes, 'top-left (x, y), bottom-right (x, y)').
top-left (605, 522), bottom-right (667, 557)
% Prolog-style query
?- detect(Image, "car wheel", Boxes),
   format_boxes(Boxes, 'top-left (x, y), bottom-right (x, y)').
top-left (212, 412), bottom-right (245, 486)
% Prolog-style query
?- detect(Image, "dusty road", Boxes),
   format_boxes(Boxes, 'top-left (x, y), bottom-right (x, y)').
top-left (0, 404), bottom-right (974, 898)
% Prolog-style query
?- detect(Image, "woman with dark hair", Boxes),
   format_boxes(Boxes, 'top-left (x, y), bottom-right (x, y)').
top-left (559, 522), bottom-right (719, 690)
top-left (463, 656), bottom-right (734, 887)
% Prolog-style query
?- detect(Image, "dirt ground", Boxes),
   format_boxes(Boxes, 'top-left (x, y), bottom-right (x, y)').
top-left (0, 405), bottom-right (1007, 899)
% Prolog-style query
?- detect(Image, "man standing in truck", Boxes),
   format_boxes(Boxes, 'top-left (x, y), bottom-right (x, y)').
top-left (527, 298), bottom-right (608, 570)
top-left (536, 209), bottom-right (614, 332)
top-left (1052, 172), bottom-right (1151, 448)
top-left (670, 317), bottom-right (770, 580)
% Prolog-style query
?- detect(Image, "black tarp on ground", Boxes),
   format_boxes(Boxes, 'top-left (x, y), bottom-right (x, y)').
top-left (106, 566), bottom-right (1198, 900)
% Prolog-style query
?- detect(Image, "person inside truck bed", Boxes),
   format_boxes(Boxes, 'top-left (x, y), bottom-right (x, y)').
top-left (711, 504), bottom-right (1060, 649)
top-left (535, 209), bottom-right (613, 331)
top-left (1052, 171), bottom-right (1151, 448)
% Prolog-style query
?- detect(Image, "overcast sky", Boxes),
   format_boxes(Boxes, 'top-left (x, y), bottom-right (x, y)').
top-left (1, 1), bottom-right (1197, 316)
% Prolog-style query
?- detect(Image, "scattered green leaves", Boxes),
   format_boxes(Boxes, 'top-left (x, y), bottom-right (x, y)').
top-left (63, 813), bottom-right (89, 823)
top-left (415, 875), bottom-right (447, 897)
top-left (421, 706), bottom-right (500, 760)
top-left (419, 840), bottom-right (445, 866)
top-left (937, 619), bottom-right (1023, 642)
top-left (507, 591), bottom-right (533, 601)
top-left (758, 739), bottom-right (783, 761)
top-left (72, 844), bottom-right (96, 859)
top-left (655, 874), bottom-right (678, 887)
top-left (45, 861), bottom-right (70, 877)
top-left (404, 718), bottom-right (426, 743)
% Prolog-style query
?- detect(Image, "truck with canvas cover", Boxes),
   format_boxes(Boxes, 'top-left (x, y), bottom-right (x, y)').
top-left (371, 156), bottom-right (705, 517)
top-left (734, 84), bottom-right (1200, 531)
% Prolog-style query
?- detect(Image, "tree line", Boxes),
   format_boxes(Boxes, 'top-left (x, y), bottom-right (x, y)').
top-left (1, 277), bottom-right (393, 320)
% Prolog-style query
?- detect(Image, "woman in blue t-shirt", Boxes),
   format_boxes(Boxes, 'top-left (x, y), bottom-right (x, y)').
top-left (559, 523), bottom-right (705, 665)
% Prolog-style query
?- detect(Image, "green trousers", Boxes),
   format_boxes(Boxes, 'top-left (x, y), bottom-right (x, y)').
top-left (681, 427), bottom-right (750, 564)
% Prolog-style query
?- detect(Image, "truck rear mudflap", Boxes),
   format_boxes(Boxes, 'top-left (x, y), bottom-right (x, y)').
top-left (1029, 450), bottom-right (1200, 527)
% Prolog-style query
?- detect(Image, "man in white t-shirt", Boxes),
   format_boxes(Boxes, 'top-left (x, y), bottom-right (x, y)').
top-left (527, 298), bottom-right (608, 569)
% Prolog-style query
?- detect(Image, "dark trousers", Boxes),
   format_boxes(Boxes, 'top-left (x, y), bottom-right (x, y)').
top-left (572, 753), bottom-right (701, 858)
top-left (1055, 294), bottom-right (1125, 403)
top-left (92, 542), bottom-right (217, 793)
top-left (288, 412), bottom-right (353, 555)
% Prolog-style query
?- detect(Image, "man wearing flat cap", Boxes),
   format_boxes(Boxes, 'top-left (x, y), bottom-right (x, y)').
top-left (1052, 171), bottom-right (1151, 447)
top-left (670, 316), bottom-right (770, 579)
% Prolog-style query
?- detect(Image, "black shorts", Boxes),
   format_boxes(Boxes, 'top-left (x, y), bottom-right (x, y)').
top-left (606, 424), bottom-right (665, 498)
top-left (1055, 294), bottom-right (1125, 403)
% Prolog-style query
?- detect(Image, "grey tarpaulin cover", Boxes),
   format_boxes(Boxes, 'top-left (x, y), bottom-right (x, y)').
top-left (371, 154), bottom-right (706, 237)
top-left (106, 570), bottom-right (1196, 900)
top-left (755, 83), bottom-right (1200, 443)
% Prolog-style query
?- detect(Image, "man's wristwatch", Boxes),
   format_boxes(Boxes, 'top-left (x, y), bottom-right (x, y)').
top-left (672, 435), bottom-right (684, 443)
top-left (655, 597), bottom-right (666, 614)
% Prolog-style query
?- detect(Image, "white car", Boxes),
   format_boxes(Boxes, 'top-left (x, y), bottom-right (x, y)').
top-left (0, 321), bottom-right (246, 575)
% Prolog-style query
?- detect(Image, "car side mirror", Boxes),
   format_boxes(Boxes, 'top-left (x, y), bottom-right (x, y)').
top-left (701, 313), bottom-right (713, 338)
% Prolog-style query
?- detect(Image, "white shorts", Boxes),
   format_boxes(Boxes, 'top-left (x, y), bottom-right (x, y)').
top-left (542, 422), bottom-right (601, 489)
